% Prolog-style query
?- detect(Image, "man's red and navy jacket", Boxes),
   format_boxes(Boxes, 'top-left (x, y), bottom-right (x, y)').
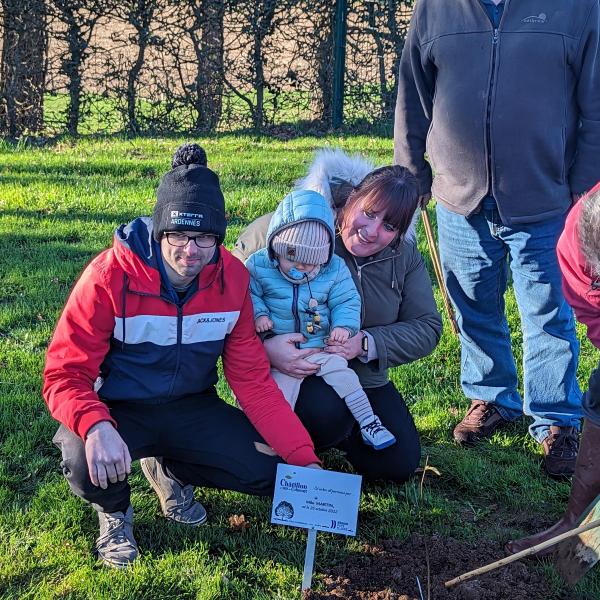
top-left (43, 217), bottom-right (319, 467)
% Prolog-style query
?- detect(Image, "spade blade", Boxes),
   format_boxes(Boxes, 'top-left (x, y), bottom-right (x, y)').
top-left (555, 494), bottom-right (600, 584)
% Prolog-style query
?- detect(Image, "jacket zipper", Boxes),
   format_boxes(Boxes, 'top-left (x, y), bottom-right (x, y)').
top-left (351, 254), bottom-right (397, 322)
top-left (292, 284), bottom-right (300, 333)
top-left (166, 303), bottom-right (184, 399)
top-left (127, 287), bottom-right (185, 401)
top-left (485, 28), bottom-right (499, 198)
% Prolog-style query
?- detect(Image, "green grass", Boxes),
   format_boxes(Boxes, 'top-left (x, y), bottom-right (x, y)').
top-left (1, 135), bottom-right (599, 599)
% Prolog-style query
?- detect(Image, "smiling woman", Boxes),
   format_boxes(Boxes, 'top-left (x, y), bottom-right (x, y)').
top-left (338, 165), bottom-right (419, 257)
top-left (233, 149), bottom-right (442, 483)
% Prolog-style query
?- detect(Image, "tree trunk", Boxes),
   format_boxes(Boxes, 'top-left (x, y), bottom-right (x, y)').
top-left (313, 1), bottom-right (335, 127)
top-left (191, 0), bottom-right (223, 132)
top-left (126, 0), bottom-right (154, 134)
top-left (64, 19), bottom-right (86, 136)
top-left (0, 0), bottom-right (47, 137)
top-left (253, 32), bottom-right (264, 129)
top-left (383, 0), bottom-right (410, 117)
top-left (127, 39), bottom-right (147, 134)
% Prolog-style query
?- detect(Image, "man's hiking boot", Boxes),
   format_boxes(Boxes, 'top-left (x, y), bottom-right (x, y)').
top-left (360, 416), bottom-right (396, 450)
top-left (140, 457), bottom-right (207, 525)
top-left (453, 400), bottom-right (508, 446)
top-left (542, 425), bottom-right (580, 479)
top-left (95, 505), bottom-right (138, 569)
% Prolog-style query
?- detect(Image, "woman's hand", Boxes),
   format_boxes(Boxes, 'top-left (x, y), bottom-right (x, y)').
top-left (324, 331), bottom-right (364, 361)
top-left (263, 333), bottom-right (320, 379)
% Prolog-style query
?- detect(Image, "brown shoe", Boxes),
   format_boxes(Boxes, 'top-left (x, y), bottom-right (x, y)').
top-left (453, 400), bottom-right (508, 446)
top-left (542, 426), bottom-right (579, 479)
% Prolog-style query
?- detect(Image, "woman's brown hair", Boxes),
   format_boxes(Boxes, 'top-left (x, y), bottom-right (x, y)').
top-left (337, 165), bottom-right (419, 240)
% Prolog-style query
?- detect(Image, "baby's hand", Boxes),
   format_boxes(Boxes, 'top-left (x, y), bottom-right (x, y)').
top-left (255, 316), bottom-right (274, 333)
top-left (329, 327), bottom-right (350, 343)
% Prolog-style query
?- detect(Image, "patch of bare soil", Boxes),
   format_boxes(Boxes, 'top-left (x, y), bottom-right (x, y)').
top-left (305, 533), bottom-right (557, 600)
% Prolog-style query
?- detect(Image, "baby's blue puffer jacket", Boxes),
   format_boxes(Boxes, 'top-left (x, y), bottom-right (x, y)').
top-left (245, 190), bottom-right (361, 348)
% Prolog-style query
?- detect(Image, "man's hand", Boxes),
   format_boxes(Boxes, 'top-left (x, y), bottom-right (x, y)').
top-left (305, 463), bottom-right (322, 469)
top-left (324, 331), bottom-right (364, 361)
top-left (263, 333), bottom-right (320, 378)
top-left (328, 327), bottom-right (350, 343)
top-left (85, 421), bottom-right (131, 489)
top-left (255, 315), bottom-right (274, 333)
top-left (418, 192), bottom-right (432, 209)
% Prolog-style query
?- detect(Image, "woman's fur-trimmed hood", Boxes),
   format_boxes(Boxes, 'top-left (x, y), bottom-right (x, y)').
top-left (294, 148), bottom-right (374, 208)
top-left (294, 147), bottom-right (417, 241)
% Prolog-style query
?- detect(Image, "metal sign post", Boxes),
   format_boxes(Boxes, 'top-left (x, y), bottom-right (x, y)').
top-left (301, 528), bottom-right (318, 591)
top-left (271, 464), bottom-right (362, 592)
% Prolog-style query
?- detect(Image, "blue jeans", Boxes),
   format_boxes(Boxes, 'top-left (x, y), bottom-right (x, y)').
top-left (436, 198), bottom-right (582, 442)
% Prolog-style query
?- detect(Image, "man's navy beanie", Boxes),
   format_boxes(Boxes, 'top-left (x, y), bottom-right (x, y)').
top-left (153, 143), bottom-right (226, 244)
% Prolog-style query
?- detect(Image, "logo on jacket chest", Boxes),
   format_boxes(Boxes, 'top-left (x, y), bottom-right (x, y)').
top-left (197, 316), bottom-right (226, 323)
top-left (113, 311), bottom-right (240, 346)
top-left (521, 12), bottom-right (546, 23)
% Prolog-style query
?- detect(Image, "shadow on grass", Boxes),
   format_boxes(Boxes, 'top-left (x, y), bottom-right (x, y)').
top-left (0, 121), bottom-right (393, 149)
top-left (2, 567), bottom-right (55, 598)
top-left (0, 207), bottom-right (141, 228)
top-left (1, 169), bottom-right (305, 195)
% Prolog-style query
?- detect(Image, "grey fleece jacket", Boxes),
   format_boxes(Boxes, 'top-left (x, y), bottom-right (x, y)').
top-left (394, 0), bottom-right (600, 225)
top-left (233, 217), bottom-right (442, 388)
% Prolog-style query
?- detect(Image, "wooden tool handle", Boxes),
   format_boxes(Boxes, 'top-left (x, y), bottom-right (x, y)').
top-left (444, 518), bottom-right (600, 588)
top-left (420, 207), bottom-right (459, 336)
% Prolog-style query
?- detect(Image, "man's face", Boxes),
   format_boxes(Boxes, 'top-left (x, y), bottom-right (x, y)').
top-left (160, 230), bottom-right (217, 285)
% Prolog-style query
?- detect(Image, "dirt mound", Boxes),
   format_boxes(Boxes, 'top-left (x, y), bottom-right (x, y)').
top-left (305, 533), bottom-right (556, 600)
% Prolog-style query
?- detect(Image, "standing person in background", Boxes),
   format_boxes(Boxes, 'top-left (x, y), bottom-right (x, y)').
top-left (43, 143), bottom-right (320, 569)
top-left (395, 0), bottom-right (600, 477)
top-left (507, 183), bottom-right (600, 554)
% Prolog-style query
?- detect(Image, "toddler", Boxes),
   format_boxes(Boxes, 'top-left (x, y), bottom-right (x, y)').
top-left (246, 189), bottom-right (396, 450)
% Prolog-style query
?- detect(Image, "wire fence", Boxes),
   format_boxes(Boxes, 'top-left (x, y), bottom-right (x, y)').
top-left (0, 0), bottom-right (414, 138)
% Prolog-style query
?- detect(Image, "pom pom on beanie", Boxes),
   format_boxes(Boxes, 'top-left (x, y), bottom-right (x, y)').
top-left (171, 143), bottom-right (207, 169)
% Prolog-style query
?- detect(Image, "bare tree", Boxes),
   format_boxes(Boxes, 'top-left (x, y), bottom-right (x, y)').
top-left (48, 0), bottom-right (109, 135)
top-left (186, 0), bottom-right (225, 131)
top-left (346, 0), bottom-right (413, 121)
top-left (312, 0), bottom-right (336, 126)
top-left (0, 0), bottom-right (415, 136)
top-left (379, 0), bottom-right (413, 116)
top-left (0, 0), bottom-right (48, 138)
top-left (109, 0), bottom-right (160, 134)
top-left (223, 0), bottom-right (288, 130)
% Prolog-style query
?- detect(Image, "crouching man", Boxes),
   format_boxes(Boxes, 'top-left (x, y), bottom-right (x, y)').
top-left (507, 183), bottom-right (600, 555)
top-left (43, 144), bottom-right (320, 568)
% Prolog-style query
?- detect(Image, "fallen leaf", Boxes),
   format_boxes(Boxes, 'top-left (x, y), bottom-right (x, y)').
top-left (414, 465), bottom-right (442, 477)
top-left (228, 514), bottom-right (250, 531)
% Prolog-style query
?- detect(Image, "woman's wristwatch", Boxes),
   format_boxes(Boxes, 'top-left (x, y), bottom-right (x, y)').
top-left (360, 331), bottom-right (369, 355)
